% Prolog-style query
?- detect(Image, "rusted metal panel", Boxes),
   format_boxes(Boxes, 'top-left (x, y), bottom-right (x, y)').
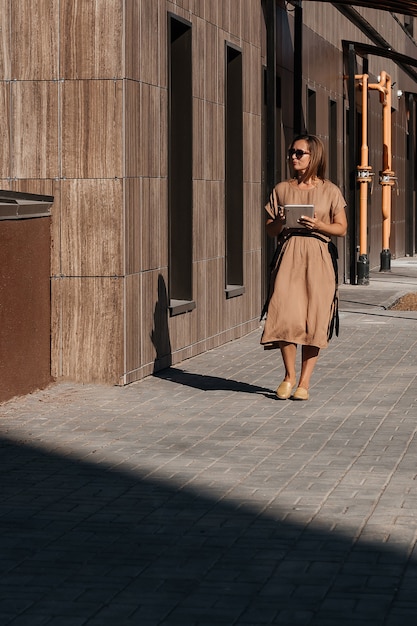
top-left (0, 213), bottom-right (52, 403)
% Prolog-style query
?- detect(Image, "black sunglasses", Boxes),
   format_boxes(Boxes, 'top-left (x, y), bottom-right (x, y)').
top-left (288, 148), bottom-right (310, 159)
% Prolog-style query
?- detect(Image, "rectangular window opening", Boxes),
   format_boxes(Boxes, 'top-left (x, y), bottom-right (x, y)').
top-left (225, 44), bottom-right (244, 298)
top-left (168, 15), bottom-right (194, 316)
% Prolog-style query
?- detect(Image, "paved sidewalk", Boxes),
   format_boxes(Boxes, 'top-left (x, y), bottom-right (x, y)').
top-left (1, 259), bottom-right (417, 625)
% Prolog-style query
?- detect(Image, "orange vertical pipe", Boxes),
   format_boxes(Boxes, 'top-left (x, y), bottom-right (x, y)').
top-left (369, 71), bottom-right (395, 257)
top-left (355, 74), bottom-right (372, 257)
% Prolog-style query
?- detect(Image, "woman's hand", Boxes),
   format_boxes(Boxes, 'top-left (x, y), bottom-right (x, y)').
top-left (297, 214), bottom-right (318, 230)
top-left (298, 211), bottom-right (347, 237)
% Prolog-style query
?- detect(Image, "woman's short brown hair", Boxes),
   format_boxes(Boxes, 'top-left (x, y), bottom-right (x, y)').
top-left (290, 134), bottom-right (326, 182)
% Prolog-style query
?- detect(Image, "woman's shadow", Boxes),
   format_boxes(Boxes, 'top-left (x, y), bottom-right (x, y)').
top-left (155, 367), bottom-right (275, 398)
top-left (150, 275), bottom-right (274, 397)
top-left (151, 275), bottom-right (172, 373)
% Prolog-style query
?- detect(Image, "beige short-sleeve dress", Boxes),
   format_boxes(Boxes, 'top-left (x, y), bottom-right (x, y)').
top-left (261, 179), bottom-right (347, 350)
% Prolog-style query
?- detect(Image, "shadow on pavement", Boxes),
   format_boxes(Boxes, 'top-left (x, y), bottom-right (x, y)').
top-left (155, 368), bottom-right (276, 399)
top-left (1, 435), bottom-right (416, 625)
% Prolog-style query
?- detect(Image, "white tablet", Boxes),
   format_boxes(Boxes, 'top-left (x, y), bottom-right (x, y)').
top-left (284, 204), bottom-right (315, 229)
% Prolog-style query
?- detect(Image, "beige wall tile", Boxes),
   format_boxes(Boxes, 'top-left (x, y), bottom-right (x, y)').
top-left (125, 0), bottom-right (140, 81)
top-left (11, 0), bottom-right (58, 80)
top-left (206, 21), bottom-right (220, 104)
top-left (60, 178), bottom-right (123, 277)
top-left (126, 0), bottom-right (165, 85)
top-left (125, 80), bottom-right (167, 178)
top-left (244, 181), bottom-right (262, 252)
top-left (124, 272), bottom-right (141, 375)
top-left (193, 97), bottom-right (205, 180)
top-left (124, 80), bottom-right (141, 178)
top-left (159, 85), bottom-right (168, 178)
top-left (192, 0), bottom-right (204, 20)
top-left (159, 179), bottom-right (169, 270)
top-left (193, 180), bottom-right (208, 262)
top-left (61, 79), bottom-right (123, 179)
top-left (204, 0), bottom-right (220, 25)
top-left (242, 0), bottom-right (261, 45)
top-left (125, 177), bottom-right (141, 276)
top-left (60, 0), bottom-right (123, 79)
top-left (52, 276), bottom-right (124, 383)
top-left (194, 19), bottom-right (219, 104)
top-left (0, 0), bottom-right (11, 79)
top-left (217, 29), bottom-right (226, 106)
top-left (220, 1), bottom-right (231, 34)
top-left (196, 100), bottom-right (224, 181)
top-left (126, 175), bottom-right (169, 276)
top-left (205, 257), bottom-right (223, 338)
top-left (194, 180), bottom-right (225, 262)
top-left (194, 18), bottom-right (205, 100)
top-left (50, 275), bottom-right (62, 378)
top-left (207, 180), bottom-right (225, 258)
top-left (243, 112), bottom-right (261, 184)
top-left (243, 42), bottom-right (262, 117)
top-left (222, 0), bottom-right (242, 39)
top-left (195, 260), bottom-right (207, 340)
top-left (244, 249), bottom-right (262, 321)
top-left (11, 81), bottom-right (59, 179)
top-left (140, 176), bottom-right (168, 272)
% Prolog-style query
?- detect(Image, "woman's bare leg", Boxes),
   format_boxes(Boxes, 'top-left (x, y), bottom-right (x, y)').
top-left (279, 342), bottom-right (297, 385)
top-left (298, 345), bottom-right (320, 389)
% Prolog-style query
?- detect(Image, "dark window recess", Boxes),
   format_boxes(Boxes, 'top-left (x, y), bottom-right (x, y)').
top-left (307, 88), bottom-right (316, 135)
top-left (225, 44), bottom-right (244, 299)
top-left (168, 15), bottom-right (195, 316)
top-left (329, 99), bottom-right (337, 183)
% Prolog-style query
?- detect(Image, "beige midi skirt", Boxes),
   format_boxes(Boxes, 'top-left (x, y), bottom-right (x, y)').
top-left (261, 234), bottom-right (336, 349)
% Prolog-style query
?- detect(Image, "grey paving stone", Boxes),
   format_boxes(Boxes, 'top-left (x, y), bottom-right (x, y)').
top-left (1, 260), bottom-right (417, 625)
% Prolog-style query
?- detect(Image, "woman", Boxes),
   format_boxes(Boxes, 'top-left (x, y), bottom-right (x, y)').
top-left (261, 134), bottom-right (347, 400)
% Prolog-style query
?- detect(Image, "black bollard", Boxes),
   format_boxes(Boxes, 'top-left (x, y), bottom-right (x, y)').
top-left (357, 254), bottom-right (369, 285)
top-left (380, 249), bottom-right (391, 272)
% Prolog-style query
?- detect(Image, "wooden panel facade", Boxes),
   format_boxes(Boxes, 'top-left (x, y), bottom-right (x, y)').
top-left (61, 80), bottom-right (124, 179)
top-left (60, 179), bottom-right (123, 276)
top-left (0, 0), bottom-right (262, 384)
top-left (51, 276), bottom-right (124, 382)
top-left (11, 81), bottom-right (59, 179)
top-left (0, 1), bottom-right (416, 394)
top-left (11, 0), bottom-right (59, 80)
top-left (59, 0), bottom-right (123, 79)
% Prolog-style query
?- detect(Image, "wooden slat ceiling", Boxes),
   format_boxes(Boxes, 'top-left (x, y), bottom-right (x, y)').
top-left (326, 1), bottom-right (417, 18)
